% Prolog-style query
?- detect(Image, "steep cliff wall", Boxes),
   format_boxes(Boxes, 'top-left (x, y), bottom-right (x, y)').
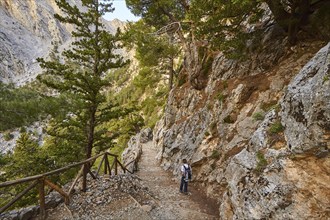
top-left (154, 25), bottom-right (329, 219)
top-left (0, 0), bottom-right (118, 86)
top-left (0, 0), bottom-right (73, 85)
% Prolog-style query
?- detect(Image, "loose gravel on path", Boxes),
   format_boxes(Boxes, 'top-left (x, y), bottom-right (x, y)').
top-left (38, 141), bottom-right (219, 219)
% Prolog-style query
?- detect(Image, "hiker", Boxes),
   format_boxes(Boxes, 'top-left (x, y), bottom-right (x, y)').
top-left (180, 159), bottom-right (192, 194)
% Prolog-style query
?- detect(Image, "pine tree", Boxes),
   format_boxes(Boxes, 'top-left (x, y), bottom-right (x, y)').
top-left (123, 20), bottom-right (179, 89)
top-left (5, 133), bottom-right (47, 177)
top-left (37, 0), bottom-right (127, 190)
top-left (125, 0), bottom-right (262, 89)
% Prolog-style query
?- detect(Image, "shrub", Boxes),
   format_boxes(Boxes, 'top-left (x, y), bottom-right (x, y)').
top-left (252, 112), bottom-right (264, 121)
top-left (223, 115), bottom-right (234, 123)
top-left (3, 132), bottom-right (14, 141)
top-left (269, 121), bottom-right (284, 133)
top-left (19, 127), bottom-right (27, 133)
top-left (217, 93), bottom-right (225, 102)
top-left (260, 101), bottom-right (278, 112)
top-left (255, 151), bottom-right (268, 173)
top-left (323, 75), bottom-right (329, 83)
top-left (210, 163), bottom-right (216, 170)
top-left (210, 149), bottom-right (220, 159)
top-left (222, 80), bottom-right (228, 89)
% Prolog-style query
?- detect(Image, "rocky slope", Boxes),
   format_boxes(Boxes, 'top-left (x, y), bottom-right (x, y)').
top-left (153, 24), bottom-right (330, 219)
top-left (0, 0), bottom-right (119, 86)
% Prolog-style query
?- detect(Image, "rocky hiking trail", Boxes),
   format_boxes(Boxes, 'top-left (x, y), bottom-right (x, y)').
top-left (42, 141), bottom-right (219, 220)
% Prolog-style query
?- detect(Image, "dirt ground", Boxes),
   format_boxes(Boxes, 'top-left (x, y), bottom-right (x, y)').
top-left (41, 141), bottom-right (219, 220)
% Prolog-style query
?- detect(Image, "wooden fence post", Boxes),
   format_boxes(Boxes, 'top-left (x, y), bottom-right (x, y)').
top-left (114, 156), bottom-right (118, 175)
top-left (104, 154), bottom-right (109, 175)
top-left (38, 177), bottom-right (46, 220)
top-left (82, 163), bottom-right (87, 192)
top-left (96, 155), bottom-right (105, 176)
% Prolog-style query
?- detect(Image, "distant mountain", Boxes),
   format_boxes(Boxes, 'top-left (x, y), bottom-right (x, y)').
top-left (0, 0), bottom-right (123, 86)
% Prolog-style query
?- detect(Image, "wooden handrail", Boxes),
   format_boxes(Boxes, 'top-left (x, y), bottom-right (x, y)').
top-left (0, 150), bottom-right (136, 217)
top-left (0, 152), bottom-right (105, 188)
top-left (0, 180), bottom-right (38, 214)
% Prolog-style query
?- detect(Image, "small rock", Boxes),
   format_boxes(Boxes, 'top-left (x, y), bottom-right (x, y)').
top-left (141, 205), bottom-right (153, 213)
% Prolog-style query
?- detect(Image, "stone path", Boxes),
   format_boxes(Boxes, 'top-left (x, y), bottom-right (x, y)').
top-left (136, 141), bottom-right (219, 220)
top-left (31, 141), bottom-right (219, 220)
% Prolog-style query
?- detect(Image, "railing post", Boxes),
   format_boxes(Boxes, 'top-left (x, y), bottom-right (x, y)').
top-left (38, 177), bottom-right (46, 220)
top-left (114, 156), bottom-right (118, 175)
top-left (82, 163), bottom-right (88, 192)
top-left (104, 154), bottom-right (109, 175)
top-left (96, 155), bottom-right (105, 176)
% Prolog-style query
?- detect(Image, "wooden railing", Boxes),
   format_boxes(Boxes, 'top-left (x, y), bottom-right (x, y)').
top-left (0, 152), bottom-right (135, 219)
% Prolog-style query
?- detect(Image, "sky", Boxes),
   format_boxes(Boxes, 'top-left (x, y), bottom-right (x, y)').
top-left (102, 0), bottom-right (140, 22)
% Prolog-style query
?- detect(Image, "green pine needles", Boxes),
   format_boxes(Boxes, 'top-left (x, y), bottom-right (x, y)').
top-left (37, 0), bottom-right (128, 161)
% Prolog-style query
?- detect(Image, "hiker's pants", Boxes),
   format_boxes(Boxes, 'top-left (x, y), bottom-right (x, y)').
top-left (180, 176), bottom-right (188, 193)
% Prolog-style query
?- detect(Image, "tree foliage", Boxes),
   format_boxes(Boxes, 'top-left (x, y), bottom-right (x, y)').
top-left (123, 20), bottom-right (180, 89)
top-left (0, 82), bottom-right (66, 132)
top-left (125, 0), bottom-right (329, 90)
top-left (37, 0), bottom-right (127, 163)
top-left (1, 133), bottom-right (50, 208)
top-left (265, 0), bottom-right (330, 44)
top-left (127, 0), bottom-right (329, 48)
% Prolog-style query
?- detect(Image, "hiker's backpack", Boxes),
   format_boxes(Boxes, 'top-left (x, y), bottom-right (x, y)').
top-left (184, 165), bottom-right (192, 180)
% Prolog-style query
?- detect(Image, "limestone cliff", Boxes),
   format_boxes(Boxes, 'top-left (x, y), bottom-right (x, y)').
top-left (0, 0), bottom-right (118, 86)
top-left (153, 25), bottom-right (330, 219)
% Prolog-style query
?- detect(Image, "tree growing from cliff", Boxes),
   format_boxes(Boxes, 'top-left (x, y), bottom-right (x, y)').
top-left (125, 0), bottom-right (264, 89)
top-left (37, 0), bottom-right (127, 191)
top-left (123, 20), bottom-right (179, 89)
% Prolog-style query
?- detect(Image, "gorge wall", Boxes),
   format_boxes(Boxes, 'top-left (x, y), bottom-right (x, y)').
top-left (0, 0), bottom-right (117, 86)
top-left (153, 26), bottom-right (330, 219)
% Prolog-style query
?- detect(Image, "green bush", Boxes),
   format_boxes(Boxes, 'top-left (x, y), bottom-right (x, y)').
top-left (269, 121), bottom-right (284, 133)
top-left (3, 132), bottom-right (14, 141)
top-left (217, 92), bottom-right (225, 102)
top-left (255, 151), bottom-right (267, 173)
top-left (223, 115), bottom-right (234, 123)
top-left (210, 163), bottom-right (216, 170)
top-left (222, 80), bottom-right (228, 89)
top-left (210, 149), bottom-right (220, 159)
top-left (260, 101), bottom-right (277, 112)
top-left (252, 112), bottom-right (264, 121)
top-left (19, 127), bottom-right (27, 133)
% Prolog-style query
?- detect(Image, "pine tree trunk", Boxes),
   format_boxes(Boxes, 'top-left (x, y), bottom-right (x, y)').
top-left (82, 106), bottom-right (97, 192)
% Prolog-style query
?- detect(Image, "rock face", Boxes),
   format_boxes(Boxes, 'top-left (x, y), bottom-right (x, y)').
top-left (0, 0), bottom-right (118, 86)
top-left (0, 0), bottom-right (70, 85)
top-left (281, 43), bottom-right (330, 153)
top-left (122, 128), bottom-right (153, 173)
top-left (154, 28), bottom-right (330, 219)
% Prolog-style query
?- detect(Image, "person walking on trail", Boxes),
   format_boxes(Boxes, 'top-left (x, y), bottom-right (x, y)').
top-left (180, 159), bottom-right (192, 194)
